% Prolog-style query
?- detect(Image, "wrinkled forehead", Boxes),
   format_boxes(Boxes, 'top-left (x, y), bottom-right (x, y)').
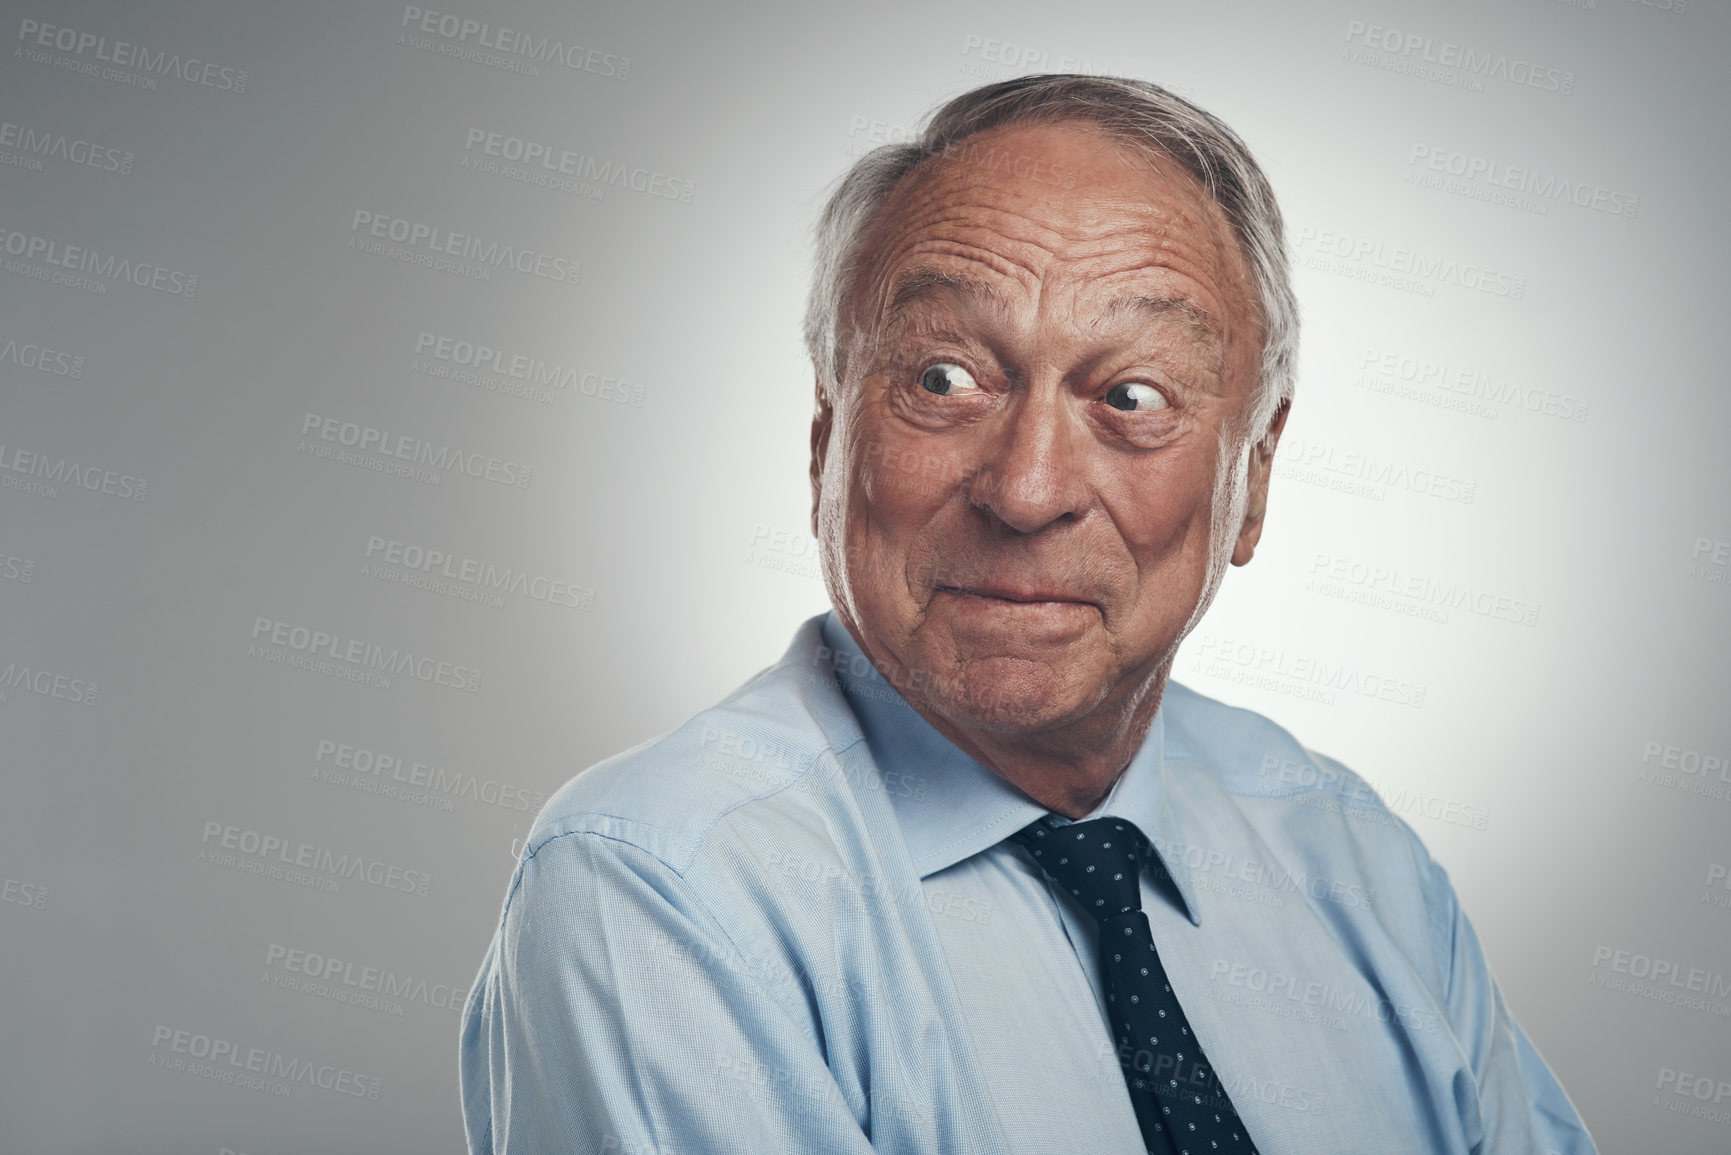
top-left (845, 122), bottom-right (1258, 359)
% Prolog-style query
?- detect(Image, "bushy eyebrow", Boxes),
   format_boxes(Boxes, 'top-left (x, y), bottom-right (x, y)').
top-left (1097, 294), bottom-right (1224, 371)
top-left (881, 266), bottom-right (1005, 329)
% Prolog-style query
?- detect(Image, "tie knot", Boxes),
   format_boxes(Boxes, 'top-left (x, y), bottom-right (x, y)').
top-left (1012, 815), bottom-right (1145, 922)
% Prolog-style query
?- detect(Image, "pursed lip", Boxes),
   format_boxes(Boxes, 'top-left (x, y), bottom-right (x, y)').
top-left (936, 584), bottom-right (1098, 608)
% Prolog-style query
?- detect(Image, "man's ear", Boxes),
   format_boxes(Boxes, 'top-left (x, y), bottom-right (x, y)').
top-left (810, 376), bottom-right (835, 538)
top-left (1231, 398), bottom-right (1291, 567)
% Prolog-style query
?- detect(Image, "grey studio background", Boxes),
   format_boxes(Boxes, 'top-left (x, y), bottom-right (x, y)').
top-left (0, 0), bottom-right (1726, 1151)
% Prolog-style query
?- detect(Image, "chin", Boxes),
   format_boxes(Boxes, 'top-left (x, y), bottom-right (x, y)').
top-left (915, 655), bottom-right (1100, 735)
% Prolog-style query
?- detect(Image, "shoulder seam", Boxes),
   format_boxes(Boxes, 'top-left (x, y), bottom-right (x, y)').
top-left (505, 732), bottom-right (870, 921)
top-left (675, 734), bottom-right (866, 877)
top-left (499, 827), bottom-right (822, 1040)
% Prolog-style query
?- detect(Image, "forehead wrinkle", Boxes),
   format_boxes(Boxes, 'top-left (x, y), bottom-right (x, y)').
top-left (867, 222), bottom-right (1053, 329)
top-left (883, 185), bottom-right (1080, 276)
top-left (873, 257), bottom-right (1229, 384)
top-left (862, 159), bottom-right (1250, 378)
top-left (884, 127), bottom-right (1250, 301)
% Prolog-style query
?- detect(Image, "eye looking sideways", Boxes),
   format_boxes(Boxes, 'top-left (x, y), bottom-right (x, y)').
top-left (917, 359), bottom-right (1172, 416)
top-left (919, 361), bottom-right (979, 396)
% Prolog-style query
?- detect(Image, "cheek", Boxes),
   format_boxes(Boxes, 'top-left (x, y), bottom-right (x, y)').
top-left (847, 433), bottom-right (961, 529)
top-left (1109, 453), bottom-right (1223, 559)
top-left (833, 445), bottom-right (949, 598)
top-left (847, 471), bottom-right (942, 590)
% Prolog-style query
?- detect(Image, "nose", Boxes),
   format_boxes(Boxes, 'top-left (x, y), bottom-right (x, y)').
top-left (965, 388), bottom-right (1091, 535)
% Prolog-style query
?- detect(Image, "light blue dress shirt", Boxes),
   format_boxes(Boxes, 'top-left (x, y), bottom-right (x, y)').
top-left (460, 612), bottom-right (1596, 1153)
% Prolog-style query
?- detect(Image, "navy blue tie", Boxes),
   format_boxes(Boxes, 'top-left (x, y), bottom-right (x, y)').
top-left (1013, 815), bottom-right (1258, 1155)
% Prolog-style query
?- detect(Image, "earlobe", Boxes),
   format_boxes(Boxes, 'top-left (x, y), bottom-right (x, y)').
top-left (1230, 399), bottom-right (1291, 567)
top-left (810, 379), bottom-right (835, 537)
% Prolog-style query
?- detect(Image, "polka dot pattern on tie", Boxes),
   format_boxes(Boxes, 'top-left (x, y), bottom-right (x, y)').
top-left (1014, 815), bottom-right (1259, 1155)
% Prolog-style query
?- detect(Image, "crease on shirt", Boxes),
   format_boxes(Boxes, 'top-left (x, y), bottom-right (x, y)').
top-left (527, 823), bottom-right (847, 1082)
top-left (587, 858), bottom-right (670, 1153)
top-left (669, 729), bottom-right (872, 877)
top-left (1363, 823), bottom-right (1482, 1148)
top-left (1004, 845), bottom-right (1099, 1017)
top-left (1425, 842), bottom-right (1494, 1142)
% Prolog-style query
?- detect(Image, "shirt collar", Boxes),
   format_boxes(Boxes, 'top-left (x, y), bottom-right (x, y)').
top-left (818, 613), bottom-right (1200, 924)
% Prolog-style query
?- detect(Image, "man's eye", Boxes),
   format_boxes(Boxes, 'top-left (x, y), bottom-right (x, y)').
top-left (919, 362), bottom-right (979, 396)
top-left (1104, 382), bottom-right (1167, 412)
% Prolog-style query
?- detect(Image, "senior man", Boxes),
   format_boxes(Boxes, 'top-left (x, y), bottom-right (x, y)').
top-left (460, 75), bottom-right (1594, 1154)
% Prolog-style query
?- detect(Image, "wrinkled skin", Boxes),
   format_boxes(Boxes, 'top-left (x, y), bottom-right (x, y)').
top-left (811, 122), bottom-right (1289, 817)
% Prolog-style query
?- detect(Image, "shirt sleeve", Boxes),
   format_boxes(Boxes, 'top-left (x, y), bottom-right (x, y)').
top-left (1419, 846), bottom-right (1598, 1155)
top-left (459, 829), bottom-right (877, 1155)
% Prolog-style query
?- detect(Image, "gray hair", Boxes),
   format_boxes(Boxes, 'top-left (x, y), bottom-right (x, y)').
top-left (803, 74), bottom-right (1298, 435)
